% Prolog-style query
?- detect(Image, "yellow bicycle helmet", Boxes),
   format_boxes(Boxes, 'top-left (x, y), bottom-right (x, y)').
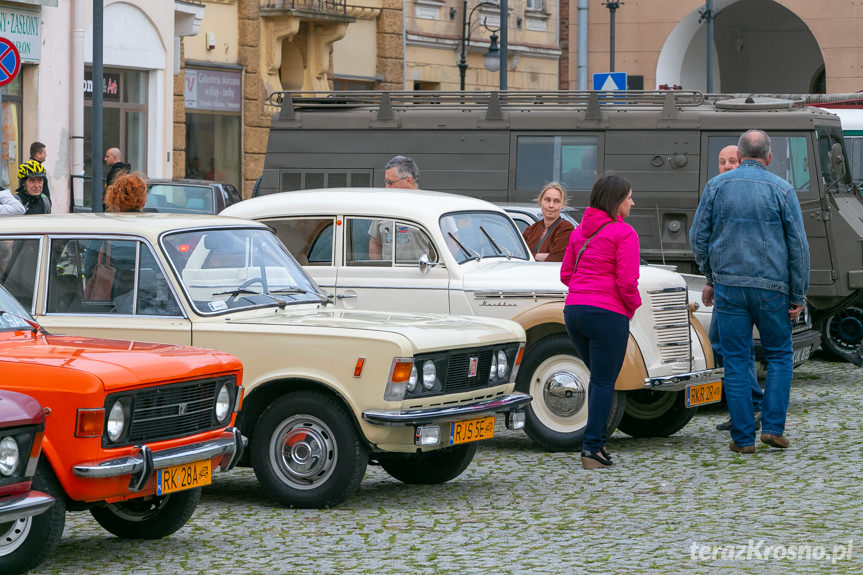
top-left (18, 159), bottom-right (47, 180)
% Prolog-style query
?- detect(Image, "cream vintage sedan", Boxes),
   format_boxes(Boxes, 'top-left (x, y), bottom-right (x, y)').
top-left (0, 214), bottom-right (529, 508)
top-left (222, 188), bottom-right (724, 451)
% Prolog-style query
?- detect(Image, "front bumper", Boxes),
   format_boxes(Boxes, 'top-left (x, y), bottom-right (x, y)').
top-left (362, 393), bottom-right (532, 426)
top-left (72, 427), bottom-right (245, 492)
top-left (0, 491), bottom-right (54, 523)
top-left (754, 327), bottom-right (821, 367)
top-left (644, 368), bottom-right (725, 392)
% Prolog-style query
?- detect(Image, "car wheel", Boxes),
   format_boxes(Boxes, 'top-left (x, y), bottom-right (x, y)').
top-left (90, 488), bottom-right (201, 539)
top-left (0, 461), bottom-right (65, 575)
top-left (515, 335), bottom-right (624, 452)
top-left (377, 443), bottom-right (477, 484)
top-left (618, 389), bottom-right (695, 437)
top-left (250, 391), bottom-right (368, 509)
top-left (820, 306), bottom-right (863, 364)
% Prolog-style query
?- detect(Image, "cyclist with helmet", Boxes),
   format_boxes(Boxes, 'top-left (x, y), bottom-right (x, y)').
top-left (15, 160), bottom-right (52, 214)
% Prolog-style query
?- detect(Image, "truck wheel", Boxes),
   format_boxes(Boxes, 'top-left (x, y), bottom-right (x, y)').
top-left (0, 460), bottom-right (65, 575)
top-left (250, 391), bottom-right (368, 508)
top-left (820, 306), bottom-right (863, 363)
top-left (90, 488), bottom-right (201, 539)
top-left (516, 335), bottom-right (625, 452)
top-left (618, 389), bottom-right (695, 437)
top-left (377, 443), bottom-right (477, 484)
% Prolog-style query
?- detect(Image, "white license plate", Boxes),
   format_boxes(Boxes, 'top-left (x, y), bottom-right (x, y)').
top-left (793, 346), bottom-right (812, 364)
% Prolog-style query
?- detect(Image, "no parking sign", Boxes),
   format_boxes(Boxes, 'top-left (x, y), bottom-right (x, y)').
top-left (0, 37), bottom-right (21, 87)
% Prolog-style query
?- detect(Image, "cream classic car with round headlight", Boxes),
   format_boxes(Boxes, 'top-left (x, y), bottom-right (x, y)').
top-left (0, 214), bottom-right (529, 508)
top-left (223, 188), bottom-right (724, 451)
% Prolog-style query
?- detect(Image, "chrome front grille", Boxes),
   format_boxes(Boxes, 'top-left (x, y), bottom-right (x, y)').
top-left (647, 287), bottom-right (691, 367)
top-left (107, 375), bottom-right (236, 446)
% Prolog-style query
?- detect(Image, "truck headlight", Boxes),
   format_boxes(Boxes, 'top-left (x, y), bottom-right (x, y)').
top-left (422, 360), bottom-right (436, 390)
top-left (215, 383), bottom-right (231, 424)
top-left (0, 436), bottom-right (19, 476)
top-left (106, 400), bottom-right (127, 442)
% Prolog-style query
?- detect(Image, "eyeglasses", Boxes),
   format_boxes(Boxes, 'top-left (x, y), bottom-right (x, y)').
top-left (385, 175), bottom-right (410, 186)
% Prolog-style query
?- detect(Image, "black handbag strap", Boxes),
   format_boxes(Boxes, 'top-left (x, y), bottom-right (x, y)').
top-left (533, 217), bottom-right (562, 253)
top-left (573, 221), bottom-right (613, 273)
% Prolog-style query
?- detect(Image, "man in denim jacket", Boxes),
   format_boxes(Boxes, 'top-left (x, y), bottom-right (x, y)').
top-left (690, 129), bottom-right (810, 453)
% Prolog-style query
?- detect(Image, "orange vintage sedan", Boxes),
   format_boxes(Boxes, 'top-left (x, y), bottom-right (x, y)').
top-left (0, 284), bottom-right (244, 570)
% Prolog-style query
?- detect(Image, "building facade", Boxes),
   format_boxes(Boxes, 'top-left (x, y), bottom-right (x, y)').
top-left (566, 0), bottom-right (863, 93)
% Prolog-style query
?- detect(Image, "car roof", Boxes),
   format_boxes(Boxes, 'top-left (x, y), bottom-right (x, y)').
top-left (0, 213), bottom-right (268, 237)
top-left (146, 179), bottom-right (224, 187)
top-left (224, 188), bottom-right (509, 222)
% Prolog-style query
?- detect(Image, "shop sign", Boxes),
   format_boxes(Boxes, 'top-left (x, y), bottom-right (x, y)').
top-left (0, 7), bottom-right (40, 63)
top-left (83, 71), bottom-right (121, 101)
top-left (185, 68), bottom-right (241, 113)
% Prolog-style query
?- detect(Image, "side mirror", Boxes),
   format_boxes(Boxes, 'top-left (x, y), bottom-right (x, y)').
top-left (829, 142), bottom-right (847, 180)
top-left (418, 253), bottom-right (441, 273)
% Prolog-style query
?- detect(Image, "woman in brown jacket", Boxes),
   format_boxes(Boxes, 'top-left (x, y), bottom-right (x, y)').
top-left (521, 182), bottom-right (575, 262)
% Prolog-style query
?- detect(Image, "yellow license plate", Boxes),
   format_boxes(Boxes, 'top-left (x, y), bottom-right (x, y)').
top-left (157, 460), bottom-right (212, 495)
top-left (449, 416), bottom-right (495, 445)
top-left (686, 381), bottom-right (723, 408)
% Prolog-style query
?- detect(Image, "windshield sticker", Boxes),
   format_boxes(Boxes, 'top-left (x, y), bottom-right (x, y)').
top-left (208, 301), bottom-right (228, 312)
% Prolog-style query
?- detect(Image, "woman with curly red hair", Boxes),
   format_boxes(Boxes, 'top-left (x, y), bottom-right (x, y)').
top-left (104, 173), bottom-right (147, 213)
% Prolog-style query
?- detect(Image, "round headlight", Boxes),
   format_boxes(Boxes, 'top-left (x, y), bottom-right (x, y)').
top-left (106, 401), bottom-right (126, 442)
top-left (496, 350), bottom-right (508, 379)
top-left (215, 384), bottom-right (231, 423)
top-left (407, 364), bottom-right (418, 392)
top-left (0, 436), bottom-right (20, 477)
top-left (422, 360), bottom-right (436, 390)
top-left (489, 354), bottom-right (498, 380)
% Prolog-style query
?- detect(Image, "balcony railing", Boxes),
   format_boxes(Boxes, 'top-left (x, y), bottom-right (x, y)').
top-left (260, 0), bottom-right (347, 17)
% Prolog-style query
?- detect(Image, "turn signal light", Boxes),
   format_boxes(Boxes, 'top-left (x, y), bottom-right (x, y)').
top-left (390, 360), bottom-right (414, 383)
top-left (75, 408), bottom-right (105, 438)
top-left (515, 345), bottom-right (525, 366)
top-left (354, 358), bottom-right (366, 377)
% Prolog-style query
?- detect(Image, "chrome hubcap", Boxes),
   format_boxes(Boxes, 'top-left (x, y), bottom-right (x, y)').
top-left (271, 415), bottom-right (337, 490)
top-left (0, 516), bottom-right (32, 557)
top-left (542, 370), bottom-right (587, 417)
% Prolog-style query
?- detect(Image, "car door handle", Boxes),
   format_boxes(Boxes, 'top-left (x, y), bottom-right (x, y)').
top-left (335, 293), bottom-right (357, 299)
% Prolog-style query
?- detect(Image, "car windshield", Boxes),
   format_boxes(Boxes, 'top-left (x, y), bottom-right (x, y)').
top-left (146, 184), bottom-right (215, 214)
top-left (0, 285), bottom-right (36, 331)
top-left (439, 211), bottom-right (530, 263)
top-left (161, 227), bottom-right (326, 314)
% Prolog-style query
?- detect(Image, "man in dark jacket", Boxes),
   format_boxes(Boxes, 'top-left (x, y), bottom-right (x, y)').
top-left (15, 160), bottom-right (51, 214)
top-left (29, 141), bottom-right (50, 199)
top-left (104, 147), bottom-right (131, 187)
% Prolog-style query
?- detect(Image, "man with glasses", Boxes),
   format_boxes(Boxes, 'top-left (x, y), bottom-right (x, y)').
top-left (369, 156), bottom-right (428, 260)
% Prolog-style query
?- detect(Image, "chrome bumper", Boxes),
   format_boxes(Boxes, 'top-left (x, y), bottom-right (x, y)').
top-left (72, 427), bottom-right (246, 492)
top-left (644, 368), bottom-right (725, 392)
top-left (0, 491), bottom-right (54, 523)
top-left (362, 393), bottom-right (532, 426)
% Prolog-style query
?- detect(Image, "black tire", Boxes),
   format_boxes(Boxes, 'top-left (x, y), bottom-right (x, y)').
top-left (90, 487), bottom-right (201, 539)
top-left (516, 335), bottom-right (624, 451)
top-left (618, 389), bottom-right (695, 438)
top-left (820, 306), bottom-right (863, 363)
top-left (377, 443), bottom-right (477, 484)
top-left (0, 460), bottom-right (65, 575)
top-left (250, 391), bottom-right (368, 508)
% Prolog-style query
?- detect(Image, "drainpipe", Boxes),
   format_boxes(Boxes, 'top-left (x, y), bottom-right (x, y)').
top-left (577, 0), bottom-right (587, 89)
top-left (71, 0), bottom-right (84, 208)
top-left (402, 0), bottom-right (408, 89)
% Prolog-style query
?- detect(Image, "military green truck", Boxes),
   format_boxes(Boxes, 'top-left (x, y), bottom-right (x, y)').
top-left (256, 90), bottom-right (863, 362)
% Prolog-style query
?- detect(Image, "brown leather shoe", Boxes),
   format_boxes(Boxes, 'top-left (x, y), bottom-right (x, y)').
top-left (760, 433), bottom-right (790, 448)
top-left (729, 441), bottom-right (755, 454)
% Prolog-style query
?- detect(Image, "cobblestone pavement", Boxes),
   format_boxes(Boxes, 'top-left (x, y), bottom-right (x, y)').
top-left (31, 356), bottom-right (861, 574)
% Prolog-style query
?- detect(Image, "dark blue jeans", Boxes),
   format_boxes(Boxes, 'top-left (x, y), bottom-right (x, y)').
top-left (564, 305), bottom-right (629, 453)
top-left (714, 284), bottom-right (793, 447)
top-left (709, 307), bottom-right (762, 411)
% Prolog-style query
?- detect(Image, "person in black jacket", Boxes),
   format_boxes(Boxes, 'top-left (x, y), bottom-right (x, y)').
top-left (29, 141), bottom-right (50, 199)
top-left (15, 160), bottom-right (51, 214)
top-left (104, 147), bottom-right (131, 187)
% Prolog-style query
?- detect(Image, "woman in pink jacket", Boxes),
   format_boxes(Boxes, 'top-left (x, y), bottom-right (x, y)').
top-left (560, 174), bottom-right (641, 469)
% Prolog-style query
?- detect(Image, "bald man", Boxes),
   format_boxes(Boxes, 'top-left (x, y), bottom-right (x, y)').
top-left (718, 145), bottom-right (740, 174)
top-left (104, 147), bottom-right (131, 187)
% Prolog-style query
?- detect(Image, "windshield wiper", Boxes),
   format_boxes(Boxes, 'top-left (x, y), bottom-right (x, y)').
top-left (269, 287), bottom-right (332, 306)
top-left (0, 310), bottom-right (42, 334)
top-left (447, 232), bottom-right (481, 262)
top-left (479, 225), bottom-right (512, 259)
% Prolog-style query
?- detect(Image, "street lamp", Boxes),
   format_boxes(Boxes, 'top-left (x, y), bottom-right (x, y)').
top-left (601, 1), bottom-right (623, 73)
top-left (458, 0), bottom-right (502, 90)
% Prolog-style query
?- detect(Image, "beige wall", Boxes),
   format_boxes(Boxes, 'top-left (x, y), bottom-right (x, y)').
top-left (185, 2), bottom-right (239, 64)
top-left (569, 0), bottom-right (863, 93)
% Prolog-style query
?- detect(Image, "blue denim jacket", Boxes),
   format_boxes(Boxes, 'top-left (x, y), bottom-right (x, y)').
top-left (689, 160), bottom-right (810, 305)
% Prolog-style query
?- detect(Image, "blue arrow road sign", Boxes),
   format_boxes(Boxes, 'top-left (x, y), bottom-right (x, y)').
top-left (593, 72), bottom-right (627, 91)
top-left (0, 38), bottom-right (21, 87)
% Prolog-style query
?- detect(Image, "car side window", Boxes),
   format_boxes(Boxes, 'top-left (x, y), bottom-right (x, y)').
top-left (267, 218), bottom-right (335, 266)
top-left (347, 218), bottom-right (437, 266)
top-left (46, 238), bottom-right (182, 316)
top-left (0, 238), bottom-right (40, 312)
